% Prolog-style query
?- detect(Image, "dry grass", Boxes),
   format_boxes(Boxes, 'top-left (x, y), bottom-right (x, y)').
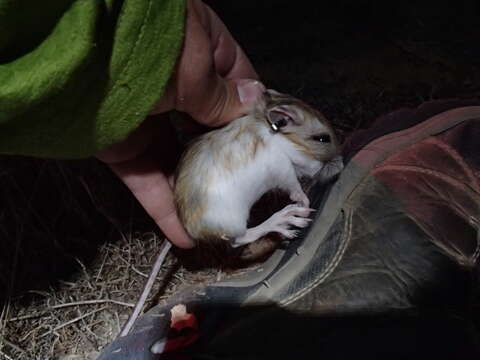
top-left (0, 231), bottom-right (222, 360)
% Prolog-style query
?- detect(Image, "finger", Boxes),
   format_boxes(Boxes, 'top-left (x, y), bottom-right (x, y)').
top-left (204, 4), bottom-right (258, 80)
top-left (153, 0), bottom-right (265, 126)
top-left (189, 76), bottom-right (264, 127)
top-left (107, 155), bottom-right (195, 249)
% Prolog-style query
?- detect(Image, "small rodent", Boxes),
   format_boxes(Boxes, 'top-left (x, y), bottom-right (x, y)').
top-left (174, 90), bottom-right (341, 248)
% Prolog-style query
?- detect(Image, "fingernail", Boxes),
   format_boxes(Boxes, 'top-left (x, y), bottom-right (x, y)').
top-left (237, 80), bottom-right (266, 105)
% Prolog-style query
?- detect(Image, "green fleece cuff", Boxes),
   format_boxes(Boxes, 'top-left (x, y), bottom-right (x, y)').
top-left (0, 0), bottom-right (186, 159)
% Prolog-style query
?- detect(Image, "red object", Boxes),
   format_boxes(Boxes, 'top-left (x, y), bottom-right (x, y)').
top-left (164, 310), bottom-right (200, 353)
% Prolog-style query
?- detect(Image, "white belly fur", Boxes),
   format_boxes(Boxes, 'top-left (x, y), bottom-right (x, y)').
top-left (200, 147), bottom-right (294, 238)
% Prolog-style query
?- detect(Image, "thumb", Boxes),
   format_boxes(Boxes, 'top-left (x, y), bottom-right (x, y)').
top-left (190, 78), bottom-right (266, 127)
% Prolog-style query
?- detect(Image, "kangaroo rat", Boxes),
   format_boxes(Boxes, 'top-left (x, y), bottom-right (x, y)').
top-left (174, 90), bottom-right (341, 248)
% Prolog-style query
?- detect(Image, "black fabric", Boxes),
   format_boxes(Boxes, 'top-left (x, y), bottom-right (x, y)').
top-left (191, 310), bottom-right (480, 359)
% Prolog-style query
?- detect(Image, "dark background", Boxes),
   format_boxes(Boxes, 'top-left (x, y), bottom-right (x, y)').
top-left (207, 0), bottom-right (480, 135)
top-left (1, 0), bottom-right (479, 348)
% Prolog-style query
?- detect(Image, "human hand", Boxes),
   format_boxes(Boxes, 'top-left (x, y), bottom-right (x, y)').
top-left (96, 0), bottom-right (265, 248)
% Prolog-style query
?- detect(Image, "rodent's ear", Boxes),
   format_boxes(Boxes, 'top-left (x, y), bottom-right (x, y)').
top-left (267, 105), bottom-right (299, 131)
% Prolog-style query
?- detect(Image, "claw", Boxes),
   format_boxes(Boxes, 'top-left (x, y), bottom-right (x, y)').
top-left (283, 229), bottom-right (299, 239)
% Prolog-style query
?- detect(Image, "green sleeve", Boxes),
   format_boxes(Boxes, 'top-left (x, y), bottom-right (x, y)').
top-left (0, 0), bottom-right (186, 159)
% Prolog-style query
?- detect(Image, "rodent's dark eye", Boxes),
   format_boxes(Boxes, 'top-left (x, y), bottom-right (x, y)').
top-left (311, 134), bottom-right (331, 143)
top-left (275, 117), bottom-right (288, 128)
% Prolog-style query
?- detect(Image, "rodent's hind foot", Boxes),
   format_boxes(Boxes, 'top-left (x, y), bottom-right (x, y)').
top-left (232, 204), bottom-right (314, 248)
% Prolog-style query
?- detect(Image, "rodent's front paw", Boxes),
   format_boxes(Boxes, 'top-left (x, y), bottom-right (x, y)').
top-left (232, 204), bottom-right (315, 247)
top-left (266, 204), bottom-right (314, 239)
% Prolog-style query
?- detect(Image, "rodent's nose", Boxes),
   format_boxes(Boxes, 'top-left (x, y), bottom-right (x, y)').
top-left (310, 134), bottom-right (331, 143)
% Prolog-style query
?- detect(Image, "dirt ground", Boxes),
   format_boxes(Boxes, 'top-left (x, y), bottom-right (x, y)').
top-left (1, 0), bottom-right (480, 358)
